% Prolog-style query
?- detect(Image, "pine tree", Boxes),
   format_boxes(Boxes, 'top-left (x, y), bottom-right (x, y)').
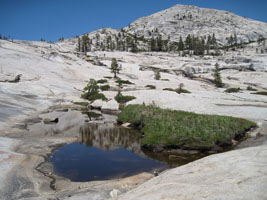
top-left (214, 63), bottom-right (223, 87)
top-left (110, 58), bottom-right (121, 78)
top-left (178, 36), bottom-right (184, 51)
top-left (78, 37), bottom-right (81, 51)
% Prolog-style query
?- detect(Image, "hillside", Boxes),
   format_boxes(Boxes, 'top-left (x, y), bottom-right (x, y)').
top-left (64, 4), bottom-right (267, 53)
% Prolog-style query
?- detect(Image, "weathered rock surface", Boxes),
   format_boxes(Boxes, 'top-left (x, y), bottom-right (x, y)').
top-left (115, 122), bottom-right (267, 200)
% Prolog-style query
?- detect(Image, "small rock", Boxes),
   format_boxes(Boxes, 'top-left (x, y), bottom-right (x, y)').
top-left (110, 189), bottom-right (121, 198)
top-left (43, 118), bottom-right (59, 124)
top-left (232, 139), bottom-right (238, 145)
top-left (121, 123), bottom-right (131, 128)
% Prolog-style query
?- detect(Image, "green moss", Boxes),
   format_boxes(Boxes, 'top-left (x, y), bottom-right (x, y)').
top-left (118, 104), bottom-right (256, 148)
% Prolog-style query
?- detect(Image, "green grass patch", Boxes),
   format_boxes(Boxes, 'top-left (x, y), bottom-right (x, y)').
top-left (247, 86), bottom-right (257, 91)
top-left (115, 91), bottom-right (136, 104)
top-left (97, 79), bottom-right (108, 84)
top-left (73, 102), bottom-right (89, 106)
top-left (118, 104), bottom-right (255, 148)
top-left (115, 79), bottom-right (134, 85)
top-left (225, 87), bottom-right (241, 93)
top-left (100, 84), bottom-right (110, 91)
top-left (252, 91), bottom-right (267, 96)
top-left (146, 85), bottom-right (156, 89)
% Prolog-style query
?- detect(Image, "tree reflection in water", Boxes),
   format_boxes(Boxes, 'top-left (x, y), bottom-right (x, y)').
top-left (79, 123), bottom-right (143, 155)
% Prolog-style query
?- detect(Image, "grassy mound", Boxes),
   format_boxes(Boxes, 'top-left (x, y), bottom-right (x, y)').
top-left (118, 105), bottom-right (255, 149)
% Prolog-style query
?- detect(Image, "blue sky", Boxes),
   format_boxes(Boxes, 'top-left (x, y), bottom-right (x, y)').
top-left (1, 0), bottom-right (267, 41)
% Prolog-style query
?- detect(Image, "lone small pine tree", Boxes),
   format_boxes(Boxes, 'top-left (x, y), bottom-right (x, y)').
top-left (110, 58), bottom-right (121, 78)
top-left (214, 63), bottom-right (223, 87)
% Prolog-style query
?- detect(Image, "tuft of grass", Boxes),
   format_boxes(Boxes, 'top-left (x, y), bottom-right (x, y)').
top-left (247, 86), bottom-right (257, 91)
top-left (115, 91), bottom-right (136, 104)
top-left (225, 87), bottom-right (240, 93)
top-left (73, 102), bottom-right (89, 106)
top-left (100, 84), bottom-right (110, 91)
top-left (115, 79), bottom-right (134, 85)
top-left (97, 79), bottom-right (108, 84)
top-left (252, 91), bottom-right (267, 96)
top-left (146, 85), bottom-right (156, 89)
top-left (118, 104), bottom-right (256, 148)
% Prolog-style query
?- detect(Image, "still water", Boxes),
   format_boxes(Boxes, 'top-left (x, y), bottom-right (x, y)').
top-left (50, 111), bottom-right (202, 182)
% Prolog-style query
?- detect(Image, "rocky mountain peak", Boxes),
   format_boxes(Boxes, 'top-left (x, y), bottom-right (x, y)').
top-left (125, 4), bottom-right (267, 44)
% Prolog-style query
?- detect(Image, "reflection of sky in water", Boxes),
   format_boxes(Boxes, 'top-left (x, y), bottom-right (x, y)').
top-left (51, 143), bottom-right (166, 182)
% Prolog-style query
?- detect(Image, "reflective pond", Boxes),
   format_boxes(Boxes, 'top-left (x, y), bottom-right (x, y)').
top-left (50, 111), bottom-right (203, 182)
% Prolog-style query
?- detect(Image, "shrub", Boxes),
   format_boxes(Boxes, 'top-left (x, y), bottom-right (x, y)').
top-left (225, 87), bottom-right (240, 93)
top-left (115, 91), bottom-right (136, 104)
top-left (247, 86), bottom-right (257, 91)
top-left (145, 85), bottom-right (156, 89)
top-left (154, 70), bottom-right (161, 80)
top-left (82, 78), bottom-right (107, 102)
top-left (100, 84), bottom-right (110, 91)
top-left (115, 79), bottom-right (134, 85)
top-left (176, 83), bottom-right (191, 94)
top-left (88, 93), bottom-right (107, 101)
top-left (252, 91), bottom-right (267, 96)
top-left (214, 63), bottom-right (223, 87)
top-left (163, 88), bottom-right (175, 91)
top-left (97, 79), bottom-right (108, 84)
top-left (176, 88), bottom-right (191, 94)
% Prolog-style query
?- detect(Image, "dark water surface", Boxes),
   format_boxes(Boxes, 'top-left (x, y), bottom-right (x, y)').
top-left (50, 112), bottom-right (203, 182)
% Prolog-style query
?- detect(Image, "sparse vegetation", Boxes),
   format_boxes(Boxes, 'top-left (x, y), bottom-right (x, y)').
top-left (115, 79), bottom-right (134, 85)
top-left (115, 91), bottom-right (136, 103)
top-left (118, 105), bottom-right (256, 149)
top-left (163, 88), bottom-right (175, 91)
top-left (176, 83), bottom-right (191, 94)
top-left (247, 86), bottom-right (257, 91)
top-left (154, 70), bottom-right (161, 80)
top-left (225, 87), bottom-right (241, 93)
top-left (146, 85), bottom-right (156, 89)
top-left (100, 84), bottom-right (110, 91)
top-left (214, 63), bottom-right (223, 88)
top-left (252, 91), bottom-right (267, 96)
top-left (73, 102), bottom-right (89, 106)
top-left (81, 79), bottom-right (107, 102)
top-left (97, 79), bottom-right (108, 84)
top-left (110, 58), bottom-right (121, 78)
